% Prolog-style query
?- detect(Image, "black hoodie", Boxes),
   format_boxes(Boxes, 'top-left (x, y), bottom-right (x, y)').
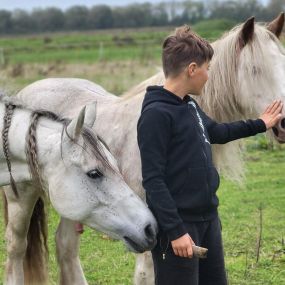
top-left (137, 86), bottom-right (266, 241)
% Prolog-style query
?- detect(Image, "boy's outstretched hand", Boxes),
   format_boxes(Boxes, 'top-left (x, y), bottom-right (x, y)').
top-left (259, 100), bottom-right (283, 130)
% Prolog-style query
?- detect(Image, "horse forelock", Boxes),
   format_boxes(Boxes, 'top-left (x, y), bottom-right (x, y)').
top-left (80, 127), bottom-right (117, 173)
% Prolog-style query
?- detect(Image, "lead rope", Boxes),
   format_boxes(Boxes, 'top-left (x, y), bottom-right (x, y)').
top-left (2, 103), bottom-right (18, 198)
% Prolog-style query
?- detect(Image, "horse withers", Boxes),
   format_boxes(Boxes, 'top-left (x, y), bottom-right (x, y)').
top-left (0, 97), bottom-right (157, 285)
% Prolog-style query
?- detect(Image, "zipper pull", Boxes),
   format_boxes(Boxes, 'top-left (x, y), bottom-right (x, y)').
top-left (162, 253), bottom-right (166, 260)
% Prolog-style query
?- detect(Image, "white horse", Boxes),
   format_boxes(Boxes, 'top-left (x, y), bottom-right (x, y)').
top-left (0, 96), bottom-right (157, 285)
top-left (15, 14), bottom-right (285, 284)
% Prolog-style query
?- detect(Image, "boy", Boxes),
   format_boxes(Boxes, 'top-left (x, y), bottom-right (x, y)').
top-left (137, 25), bottom-right (282, 285)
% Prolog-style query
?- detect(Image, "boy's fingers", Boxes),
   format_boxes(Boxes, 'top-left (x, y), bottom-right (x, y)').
top-left (182, 248), bottom-right (188, 257)
top-left (187, 245), bottom-right (193, 258)
top-left (177, 249), bottom-right (183, 257)
top-left (270, 101), bottom-right (282, 114)
top-left (264, 105), bottom-right (271, 113)
top-left (272, 103), bottom-right (283, 116)
top-left (267, 100), bottom-right (277, 113)
top-left (273, 114), bottom-right (282, 124)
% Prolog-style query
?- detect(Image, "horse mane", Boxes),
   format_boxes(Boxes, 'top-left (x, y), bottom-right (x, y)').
top-left (120, 22), bottom-right (285, 183)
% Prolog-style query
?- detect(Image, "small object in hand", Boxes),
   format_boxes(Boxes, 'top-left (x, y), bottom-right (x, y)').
top-left (192, 245), bottom-right (208, 259)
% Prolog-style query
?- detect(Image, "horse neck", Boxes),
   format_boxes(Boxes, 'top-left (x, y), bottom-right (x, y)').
top-left (0, 103), bottom-right (62, 168)
top-left (94, 93), bottom-right (146, 197)
top-left (100, 92), bottom-right (144, 136)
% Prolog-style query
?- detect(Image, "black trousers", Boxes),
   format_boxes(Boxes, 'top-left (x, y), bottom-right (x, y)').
top-left (151, 216), bottom-right (228, 285)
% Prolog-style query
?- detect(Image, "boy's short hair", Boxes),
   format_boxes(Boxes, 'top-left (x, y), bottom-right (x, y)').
top-left (162, 25), bottom-right (214, 78)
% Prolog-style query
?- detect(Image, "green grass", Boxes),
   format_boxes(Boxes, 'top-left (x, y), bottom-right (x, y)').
top-left (0, 140), bottom-right (285, 284)
top-left (6, 45), bottom-right (161, 64)
top-left (0, 19), bottom-right (238, 65)
top-left (220, 145), bottom-right (285, 285)
top-left (0, 28), bottom-right (169, 64)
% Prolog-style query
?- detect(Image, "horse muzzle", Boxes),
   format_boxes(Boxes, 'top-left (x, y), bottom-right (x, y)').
top-left (272, 115), bottom-right (285, 143)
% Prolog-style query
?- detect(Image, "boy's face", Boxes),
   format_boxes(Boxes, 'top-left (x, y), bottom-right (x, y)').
top-left (187, 61), bottom-right (210, 95)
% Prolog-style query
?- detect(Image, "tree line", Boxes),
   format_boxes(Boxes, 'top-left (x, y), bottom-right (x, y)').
top-left (0, 0), bottom-right (284, 35)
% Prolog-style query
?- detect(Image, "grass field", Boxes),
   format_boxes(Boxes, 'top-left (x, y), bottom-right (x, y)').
top-left (0, 20), bottom-right (284, 284)
top-left (0, 19), bottom-right (236, 65)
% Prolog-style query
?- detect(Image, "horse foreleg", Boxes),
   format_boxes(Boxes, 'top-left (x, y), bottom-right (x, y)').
top-left (56, 217), bottom-right (88, 285)
top-left (4, 185), bottom-right (39, 285)
top-left (134, 251), bottom-right (155, 285)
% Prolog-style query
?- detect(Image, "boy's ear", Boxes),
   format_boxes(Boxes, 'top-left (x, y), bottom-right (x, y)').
top-left (188, 63), bottom-right (197, 76)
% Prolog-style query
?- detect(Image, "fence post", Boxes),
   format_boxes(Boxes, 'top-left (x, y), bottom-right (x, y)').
top-left (98, 42), bottom-right (104, 61)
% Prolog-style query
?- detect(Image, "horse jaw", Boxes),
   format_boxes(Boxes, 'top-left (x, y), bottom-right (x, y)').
top-left (47, 166), bottom-right (157, 252)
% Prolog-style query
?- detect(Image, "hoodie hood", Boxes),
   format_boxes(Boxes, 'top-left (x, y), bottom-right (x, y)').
top-left (142, 86), bottom-right (189, 112)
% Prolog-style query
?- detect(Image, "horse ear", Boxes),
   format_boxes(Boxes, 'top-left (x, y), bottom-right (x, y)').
top-left (238, 17), bottom-right (255, 50)
top-left (267, 12), bottom-right (285, 38)
top-left (66, 106), bottom-right (86, 141)
top-left (84, 102), bottom-right (97, 128)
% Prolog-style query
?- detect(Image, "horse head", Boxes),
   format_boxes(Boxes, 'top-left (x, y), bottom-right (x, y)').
top-left (202, 13), bottom-right (285, 143)
top-left (43, 104), bottom-right (157, 252)
top-left (0, 100), bottom-right (157, 253)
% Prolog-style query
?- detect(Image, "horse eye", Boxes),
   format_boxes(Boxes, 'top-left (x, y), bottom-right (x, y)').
top-left (87, 169), bottom-right (103, 179)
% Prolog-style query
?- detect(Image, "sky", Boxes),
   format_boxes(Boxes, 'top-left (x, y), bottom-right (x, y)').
top-left (0, 0), bottom-right (270, 12)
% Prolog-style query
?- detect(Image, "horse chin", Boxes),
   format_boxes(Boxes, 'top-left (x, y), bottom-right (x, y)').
top-left (272, 116), bottom-right (285, 143)
top-left (84, 220), bottom-right (157, 252)
top-left (123, 236), bottom-right (156, 253)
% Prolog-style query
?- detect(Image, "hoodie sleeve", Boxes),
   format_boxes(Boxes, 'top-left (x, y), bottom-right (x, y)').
top-left (197, 106), bottom-right (266, 144)
top-left (137, 108), bottom-right (187, 241)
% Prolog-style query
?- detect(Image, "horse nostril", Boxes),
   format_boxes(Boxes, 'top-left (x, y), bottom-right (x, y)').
top-left (281, 118), bottom-right (285, 129)
top-left (272, 127), bottom-right (279, 137)
top-left (144, 224), bottom-right (154, 239)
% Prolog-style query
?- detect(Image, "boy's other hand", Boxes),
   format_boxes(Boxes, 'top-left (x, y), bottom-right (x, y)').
top-left (259, 100), bottom-right (283, 129)
top-left (171, 233), bottom-right (195, 258)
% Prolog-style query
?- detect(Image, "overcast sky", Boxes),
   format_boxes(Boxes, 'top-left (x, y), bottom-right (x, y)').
top-left (0, 0), bottom-right (269, 12)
